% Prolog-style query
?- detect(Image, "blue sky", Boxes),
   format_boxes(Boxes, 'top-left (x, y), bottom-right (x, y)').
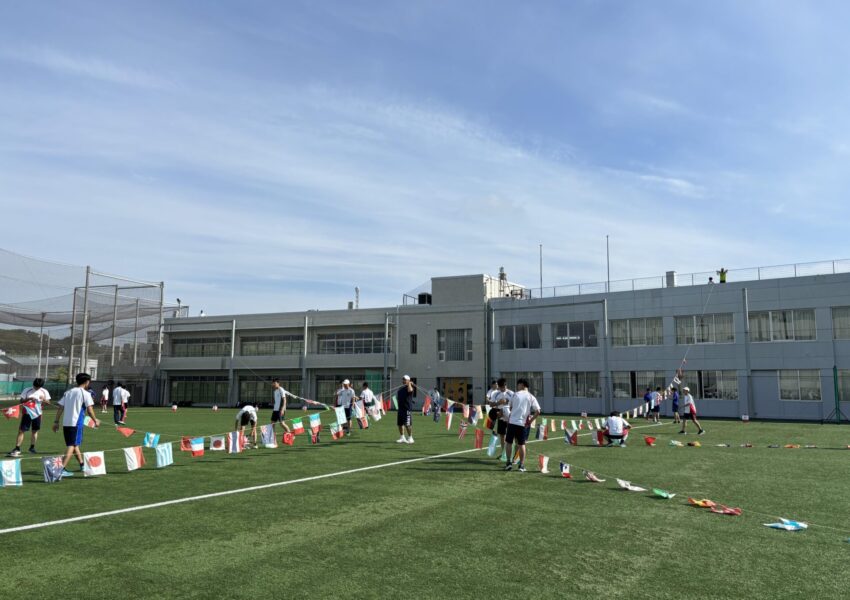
top-left (2, 1), bottom-right (849, 314)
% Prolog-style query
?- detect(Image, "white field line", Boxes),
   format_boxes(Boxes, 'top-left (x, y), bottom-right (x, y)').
top-left (0, 421), bottom-right (664, 535)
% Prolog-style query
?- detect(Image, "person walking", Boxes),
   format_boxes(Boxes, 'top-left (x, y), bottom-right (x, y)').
top-left (490, 377), bottom-right (513, 452)
top-left (679, 387), bottom-right (705, 435)
top-left (396, 375), bottom-right (415, 444)
top-left (503, 378), bottom-right (540, 472)
top-left (100, 381), bottom-right (111, 413)
top-left (335, 379), bottom-right (356, 436)
top-left (7, 378), bottom-right (51, 457)
top-left (270, 379), bottom-right (291, 434)
top-left (670, 386), bottom-right (681, 424)
top-left (52, 373), bottom-right (100, 477)
top-left (112, 382), bottom-right (130, 425)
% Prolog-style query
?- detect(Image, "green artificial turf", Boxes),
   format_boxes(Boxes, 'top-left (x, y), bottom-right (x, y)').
top-left (0, 406), bottom-right (848, 599)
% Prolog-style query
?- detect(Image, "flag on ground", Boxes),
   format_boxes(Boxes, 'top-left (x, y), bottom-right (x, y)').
top-left (764, 518), bottom-right (807, 531)
top-left (281, 432), bottom-right (295, 446)
top-left (156, 443), bottom-right (174, 468)
top-left (688, 498), bottom-right (717, 508)
top-left (334, 407), bottom-right (347, 425)
top-left (330, 422), bottom-right (344, 440)
top-left (559, 462), bottom-right (572, 478)
top-left (711, 505), bottom-right (743, 516)
top-left (474, 428), bottom-right (484, 449)
top-left (261, 424), bottom-right (277, 448)
top-left (616, 479), bottom-right (646, 492)
top-left (652, 488), bottom-right (675, 499)
top-left (583, 470), bottom-right (606, 483)
top-left (564, 429), bottom-right (578, 446)
top-left (458, 422), bottom-right (468, 440)
top-left (3, 405), bottom-right (20, 419)
top-left (83, 451), bottom-right (107, 477)
top-left (309, 413), bottom-right (322, 434)
top-left (190, 437), bottom-right (204, 457)
top-left (644, 436), bottom-right (657, 446)
top-left (227, 431), bottom-right (245, 453)
top-left (117, 426), bottom-right (135, 438)
top-left (123, 446), bottom-right (146, 471)
top-left (487, 433), bottom-right (499, 457)
top-left (210, 435), bottom-right (226, 451)
top-left (0, 459), bottom-right (22, 487)
top-left (291, 418), bottom-right (305, 435)
top-left (538, 455), bottom-right (550, 474)
top-left (180, 436), bottom-right (192, 452)
top-left (42, 456), bottom-right (64, 482)
top-left (142, 432), bottom-right (160, 448)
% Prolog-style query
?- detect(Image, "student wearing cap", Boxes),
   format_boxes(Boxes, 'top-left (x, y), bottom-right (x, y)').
top-left (679, 387), bottom-right (705, 435)
top-left (234, 402), bottom-right (259, 447)
top-left (7, 377), bottom-right (52, 457)
top-left (335, 379), bottom-right (356, 436)
top-left (396, 375), bottom-right (415, 444)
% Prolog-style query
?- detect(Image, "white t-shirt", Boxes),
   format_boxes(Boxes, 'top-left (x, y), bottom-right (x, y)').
top-left (491, 389), bottom-right (515, 420)
top-left (20, 387), bottom-right (51, 418)
top-left (605, 416), bottom-right (630, 436)
top-left (101, 388), bottom-right (109, 402)
top-left (360, 388), bottom-right (376, 405)
top-left (683, 394), bottom-right (696, 413)
top-left (336, 387), bottom-right (355, 407)
top-left (272, 387), bottom-right (289, 411)
top-left (486, 388), bottom-right (497, 403)
top-left (112, 387), bottom-right (130, 406)
top-left (58, 387), bottom-right (94, 427)
top-left (507, 390), bottom-right (540, 426)
top-left (236, 405), bottom-right (258, 423)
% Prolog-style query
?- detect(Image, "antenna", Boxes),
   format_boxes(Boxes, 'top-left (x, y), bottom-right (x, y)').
top-left (355, 287), bottom-right (360, 309)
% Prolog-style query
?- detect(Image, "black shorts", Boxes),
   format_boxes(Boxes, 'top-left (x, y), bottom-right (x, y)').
top-left (605, 433), bottom-right (624, 440)
top-left (672, 404), bottom-right (679, 413)
top-left (397, 410), bottom-right (411, 427)
top-left (343, 406), bottom-right (352, 421)
top-left (20, 414), bottom-right (41, 432)
top-left (271, 410), bottom-right (284, 423)
top-left (497, 420), bottom-right (508, 435)
top-left (240, 414), bottom-right (256, 427)
top-left (505, 423), bottom-right (527, 445)
top-left (651, 406), bottom-right (660, 413)
top-left (63, 425), bottom-right (83, 447)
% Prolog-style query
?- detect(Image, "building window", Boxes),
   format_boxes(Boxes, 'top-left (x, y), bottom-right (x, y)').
top-left (611, 372), bottom-right (632, 398)
top-left (838, 370), bottom-right (850, 402)
top-left (410, 334), bottom-right (418, 355)
top-left (499, 324), bottom-right (542, 350)
top-left (832, 307), bottom-right (850, 339)
top-left (238, 375), bottom-right (302, 405)
top-left (552, 321), bottom-right (598, 348)
top-left (317, 332), bottom-right (389, 354)
top-left (438, 329), bottom-right (473, 361)
top-left (749, 309), bottom-right (816, 342)
top-left (553, 372), bottom-right (601, 398)
top-left (499, 372), bottom-right (544, 396)
top-left (675, 314), bottom-right (734, 345)
top-left (779, 369), bottom-right (821, 401)
top-left (240, 335), bottom-right (304, 356)
top-left (169, 375), bottom-right (229, 405)
top-left (610, 318), bottom-right (662, 347)
top-left (171, 338), bottom-right (231, 357)
top-left (611, 370), bottom-right (666, 398)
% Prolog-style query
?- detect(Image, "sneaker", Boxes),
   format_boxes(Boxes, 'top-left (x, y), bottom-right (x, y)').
top-left (346, 431), bottom-right (351, 437)
top-left (504, 463), bottom-right (512, 471)
top-left (605, 442), bottom-right (614, 447)
top-left (698, 430), bottom-right (706, 435)
top-left (619, 443), bottom-right (627, 448)
top-left (28, 447), bottom-right (37, 454)
top-left (60, 470), bottom-right (75, 477)
top-left (117, 421), bottom-right (126, 425)
top-left (518, 465), bottom-right (527, 472)
top-left (679, 431), bottom-right (687, 435)
top-left (396, 437), bottom-right (407, 443)
top-left (6, 449), bottom-right (21, 457)
top-left (406, 437), bottom-right (414, 444)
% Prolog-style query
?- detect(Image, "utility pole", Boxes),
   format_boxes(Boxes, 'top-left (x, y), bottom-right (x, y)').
top-left (606, 235), bottom-right (610, 292)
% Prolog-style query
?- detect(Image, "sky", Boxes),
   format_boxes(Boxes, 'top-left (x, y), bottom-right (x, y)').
top-left (2, 1), bottom-right (850, 315)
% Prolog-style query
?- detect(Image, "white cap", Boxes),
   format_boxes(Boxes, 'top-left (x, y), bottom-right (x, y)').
top-left (683, 386), bottom-right (690, 392)
top-left (403, 375), bottom-right (411, 381)
top-left (342, 379), bottom-right (350, 385)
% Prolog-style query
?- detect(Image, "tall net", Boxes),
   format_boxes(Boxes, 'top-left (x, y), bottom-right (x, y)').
top-left (0, 248), bottom-right (185, 397)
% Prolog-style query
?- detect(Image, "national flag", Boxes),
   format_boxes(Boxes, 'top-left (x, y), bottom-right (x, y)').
top-left (652, 488), bottom-right (676, 499)
top-left (550, 419), bottom-right (556, 432)
top-left (422, 395), bottom-right (431, 415)
top-left (536, 423), bottom-right (545, 440)
top-left (560, 420), bottom-right (566, 430)
top-left (0, 459), bottom-right (22, 487)
top-left (392, 395), bottom-right (399, 410)
top-left (632, 408), bottom-right (638, 419)
top-left (564, 429), bottom-right (578, 446)
top-left (334, 406), bottom-right (347, 425)
top-left (616, 478), bottom-right (646, 492)
top-left (308, 413), bottom-right (321, 434)
top-left (369, 406), bottom-right (382, 422)
top-left (3, 405), bottom-right (20, 419)
top-left (484, 416), bottom-right (493, 430)
top-left (688, 498), bottom-right (717, 508)
top-left (330, 422), bottom-right (344, 440)
top-left (281, 431), bottom-right (295, 446)
top-left (622, 429), bottom-right (630, 442)
top-left (155, 443), bottom-right (174, 468)
top-left (292, 418), bottom-right (305, 435)
top-left (142, 432), bottom-right (160, 448)
top-left (672, 376), bottom-right (681, 385)
top-left (474, 428), bottom-right (484, 449)
top-left (22, 400), bottom-right (39, 420)
top-left (458, 422), bottom-right (468, 440)
top-left (210, 435), bottom-right (226, 451)
top-left (83, 451), bottom-right (107, 477)
top-left (470, 406), bottom-right (480, 425)
top-left (644, 436), bottom-right (657, 446)
top-left (352, 401), bottom-right (364, 419)
top-left (559, 462), bottom-right (571, 478)
top-left (445, 410), bottom-right (453, 430)
top-left (357, 416), bottom-right (369, 430)
top-left (261, 424), bottom-right (277, 448)
top-left (687, 441), bottom-right (701, 447)
top-left (190, 437), bottom-right (204, 457)
top-left (487, 432), bottom-right (499, 457)
top-left (123, 446), bottom-right (146, 471)
top-left (180, 436), bottom-right (192, 452)
top-left (83, 415), bottom-right (97, 429)
top-left (595, 430), bottom-right (606, 446)
top-left (311, 431), bottom-right (320, 444)
top-left (594, 418), bottom-right (602, 429)
top-left (669, 440), bottom-right (684, 447)
top-left (116, 426), bottom-right (135, 438)
top-left (538, 455), bottom-right (550, 474)
top-left (587, 420), bottom-right (594, 430)
top-left (381, 394), bottom-right (391, 413)
top-left (711, 505), bottom-right (743, 516)
top-left (441, 398), bottom-right (448, 412)
top-left (227, 431), bottom-right (245, 454)
top-left (583, 470), bottom-right (606, 483)
top-left (42, 456), bottom-right (64, 482)
top-left (462, 404), bottom-right (470, 420)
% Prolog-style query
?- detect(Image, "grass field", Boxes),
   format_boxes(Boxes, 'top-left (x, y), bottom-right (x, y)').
top-left (0, 406), bottom-right (849, 599)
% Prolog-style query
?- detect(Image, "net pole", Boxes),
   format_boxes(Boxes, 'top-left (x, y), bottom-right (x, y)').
top-left (80, 266), bottom-right (91, 376)
top-left (132, 298), bottom-right (140, 366)
top-left (67, 285), bottom-right (79, 384)
top-left (37, 312), bottom-right (45, 379)
top-left (44, 331), bottom-right (50, 379)
top-left (156, 282), bottom-right (164, 366)
top-left (110, 285), bottom-right (119, 371)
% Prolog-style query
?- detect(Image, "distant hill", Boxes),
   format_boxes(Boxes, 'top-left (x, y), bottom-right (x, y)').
top-left (0, 328), bottom-right (71, 356)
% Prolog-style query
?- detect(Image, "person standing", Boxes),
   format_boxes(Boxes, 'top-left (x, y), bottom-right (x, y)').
top-left (396, 375), bottom-right (415, 444)
top-left (271, 378), bottom-right (291, 434)
top-left (503, 378), bottom-right (540, 472)
top-left (679, 387), bottom-right (705, 435)
top-left (100, 381), bottom-right (111, 414)
top-left (359, 381), bottom-right (376, 420)
top-left (52, 373), bottom-right (100, 477)
top-left (430, 386), bottom-right (442, 422)
top-left (335, 379), bottom-right (356, 436)
top-left (6, 377), bottom-right (51, 457)
top-left (235, 402), bottom-right (259, 448)
top-left (112, 382), bottom-right (130, 425)
top-left (650, 386), bottom-right (662, 423)
top-left (490, 377), bottom-right (513, 451)
top-left (603, 411), bottom-right (631, 447)
top-left (643, 387), bottom-right (653, 420)
top-left (717, 268), bottom-right (728, 284)
top-left (670, 386), bottom-right (681, 424)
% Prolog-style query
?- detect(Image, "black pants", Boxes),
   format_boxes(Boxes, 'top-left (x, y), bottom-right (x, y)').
top-left (114, 405), bottom-right (123, 424)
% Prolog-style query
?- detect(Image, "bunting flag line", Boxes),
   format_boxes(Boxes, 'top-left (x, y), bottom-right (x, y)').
top-left (292, 418), bottom-right (305, 435)
top-left (550, 419), bottom-right (556, 433)
top-left (210, 435), bottom-right (226, 451)
top-left (487, 433), bottom-right (499, 457)
top-left (652, 488), bottom-right (675, 499)
top-left (458, 422), bottom-right (468, 440)
top-left (535, 423), bottom-right (545, 440)
top-left (594, 418), bottom-right (602, 429)
top-left (22, 400), bottom-right (39, 420)
top-left (564, 429), bottom-right (578, 446)
top-left (688, 498), bottom-right (717, 508)
top-left (559, 462), bottom-right (572, 478)
top-left (538, 455), bottom-right (550, 474)
top-left (83, 416), bottom-right (98, 429)
top-left (180, 436), bottom-right (192, 452)
top-left (445, 410), bottom-right (453, 431)
top-left (42, 456), bottom-right (64, 483)
top-left (710, 505), bottom-right (743, 516)
top-left (484, 416), bottom-right (494, 430)
top-left (470, 406), bottom-right (480, 426)
top-left (392, 395), bottom-right (398, 410)
top-left (282, 431), bottom-right (295, 446)
top-left (0, 459), bottom-right (22, 487)
top-left (261, 424), bottom-right (278, 448)
top-left (309, 413), bottom-right (322, 434)
top-left (227, 431), bottom-right (245, 454)
top-left (330, 423), bottom-right (344, 440)
top-left (369, 405), bottom-right (382, 422)
top-left (474, 428), bottom-right (484, 449)
top-left (3, 405), bottom-right (21, 419)
top-left (311, 431), bottom-right (320, 445)
top-left (357, 416), bottom-right (369, 430)
top-left (83, 451), bottom-right (107, 477)
top-left (334, 407), bottom-right (347, 425)
top-left (352, 402), bottom-right (364, 420)
top-left (595, 430), bottom-right (606, 446)
top-left (587, 420), bottom-right (594, 431)
top-left (462, 404), bottom-right (470, 420)
top-left (632, 408), bottom-right (638, 419)
top-left (116, 426), bottom-right (135, 438)
top-left (583, 470), bottom-right (605, 483)
top-left (142, 432), bottom-right (160, 448)
top-left (190, 438), bottom-right (205, 457)
top-left (616, 478), bottom-right (646, 492)
top-left (560, 420), bottom-right (566, 431)
top-left (421, 395), bottom-right (431, 415)
top-left (124, 447), bottom-right (146, 472)
top-left (156, 443), bottom-right (174, 468)
top-left (764, 518), bottom-right (807, 531)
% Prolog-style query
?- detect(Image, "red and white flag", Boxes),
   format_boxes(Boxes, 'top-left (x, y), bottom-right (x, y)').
top-left (564, 429), bottom-right (578, 446)
top-left (422, 395), bottom-right (431, 415)
top-left (190, 437), bottom-right (205, 457)
top-left (83, 451), bottom-right (107, 477)
top-left (559, 462), bottom-right (571, 478)
top-left (538, 455), bottom-right (550, 474)
top-left (587, 420), bottom-right (594, 430)
top-left (445, 410), bottom-right (453, 430)
top-left (2, 405), bottom-right (20, 419)
top-left (474, 429), bottom-right (484, 449)
top-left (458, 423), bottom-right (468, 440)
top-left (594, 430), bottom-right (606, 446)
top-left (227, 431), bottom-right (245, 454)
top-left (180, 436), bottom-right (192, 452)
top-left (281, 432), bottom-right (295, 446)
top-left (116, 426), bottom-right (135, 438)
top-left (123, 446), bottom-right (145, 472)
top-left (210, 435), bottom-right (226, 451)
top-left (584, 470), bottom-right (606, 483)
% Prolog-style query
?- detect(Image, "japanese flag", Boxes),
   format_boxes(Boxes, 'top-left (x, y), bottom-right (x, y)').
top-left (83, 451), bottom-right (107, 477)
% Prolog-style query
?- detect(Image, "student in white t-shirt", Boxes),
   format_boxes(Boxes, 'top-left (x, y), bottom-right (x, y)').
top-left (678, 387), bottom-right (705, 435)
top-left (235, 403), bottom-right (259, 447)
top-left (112, 382), bottom-right (130, 425)
top-left (503, 378), bottom-right (540, 472)
top-left (7, 377), bottom-right (52, 457)
top-left (335, 380), bottom-right (356, 436)
top-left (52, 373), bottom-right (100, 477)
top-left (270, 379), bottom-right (291, 434)
top-left (604, 411), bottom-right (631, 447)
top-left (490, 378), bottom-right (514, 451)
top-left (358, 382), bottom-right (376, 419)
top-left (100, 384), bottom-right (110, 413)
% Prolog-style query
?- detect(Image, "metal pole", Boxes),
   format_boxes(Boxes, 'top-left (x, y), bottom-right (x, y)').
top-left (301, 314), bottom-right (309, 400)
top-left (110, 285), bottom-right (119, 370)
top-left (833, 366), bottom-right (841, 424)
top-left (132, 299), bottom-right (140, 366)
top-left (156, 282), bottom-right (165, 366)
top-left (743, 288), bottom-right (754, 418)
top-left (68, 284), bottom-right (79, 384)
top-left (603, 298), bottom-right (611, 413)
top-left (37, 313), bottom-right (45, 378)
top-left (227, 318), bottom-right (236, 406)
top-left (606, 235), bottom-right (610, 293)
top-left (80, 266), bottom-right (91, 376)
top-left (44, 332), bottom-right (51, 380)
top-left (383, 311), bottom-right (389, 396)
top-left (539, 244), bottom-right (543, 297)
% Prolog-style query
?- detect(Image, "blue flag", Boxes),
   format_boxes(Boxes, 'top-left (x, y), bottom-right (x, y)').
top-left (0, 459), bottom-right (23, 487)
top-left (143, 432), bottom-right (160, 448)
top-left (156, 442), bottom-right (173, 468)
top-left (42, 456), bottom-right (64, 483)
